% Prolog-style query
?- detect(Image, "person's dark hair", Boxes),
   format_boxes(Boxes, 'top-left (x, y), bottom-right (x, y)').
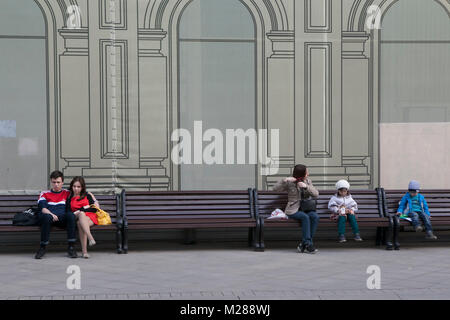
top-left (69, 176), bottom-right (87, 200)
top-left (50, 170), bottom-right (64, 181)
top-left (292, 164), bottom-right (307, 180)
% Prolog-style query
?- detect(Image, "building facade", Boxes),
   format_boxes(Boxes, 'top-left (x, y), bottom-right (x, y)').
top-left (0, 0), bottom-right (449, 193)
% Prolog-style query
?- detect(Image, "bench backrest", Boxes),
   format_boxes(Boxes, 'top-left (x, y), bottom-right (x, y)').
top-left (93, 194), bottom-right (120, 224)
top-left (123, 190), bottom-right (254, 222)
top-left (0, 195), bottom-right (39, 227)
top-left (0, 194), bottom-right (119, 226)
top-left (254, 189), bottom-right (384, 219)
top-left (383, 189), bottom-right (450, 218)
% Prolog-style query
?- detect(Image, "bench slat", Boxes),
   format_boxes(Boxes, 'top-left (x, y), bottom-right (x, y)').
top-left (126, 222), bottom-right (256, 229)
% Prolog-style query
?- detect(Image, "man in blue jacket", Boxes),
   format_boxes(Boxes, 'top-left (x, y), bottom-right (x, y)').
top-left (397, 180), bottom-right (437, 240)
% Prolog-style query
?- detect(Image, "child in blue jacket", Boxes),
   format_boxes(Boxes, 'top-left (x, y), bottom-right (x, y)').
top-left (396, 180), bottom-right (437, 240)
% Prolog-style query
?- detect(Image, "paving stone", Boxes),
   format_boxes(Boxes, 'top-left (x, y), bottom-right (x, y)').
top-left (1, 244), bottom-right (450, 300)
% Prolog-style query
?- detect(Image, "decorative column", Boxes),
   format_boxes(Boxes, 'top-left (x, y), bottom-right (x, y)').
top-left (58, 28), bottom-right (90, 176)
top-left (138, 29), bottom-right (170, 191)
top-left (85, 0), bottom-right (143, 190)
top-left (294, 0), bottom-right (343, 187)
top-left (341, 32), bottom-right (373, 188)
top-left (266, 31), bottom-right (295, 188)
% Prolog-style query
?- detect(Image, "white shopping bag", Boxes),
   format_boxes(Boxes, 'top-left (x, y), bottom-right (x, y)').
top-left (267, 208), bottom-right (288, 220)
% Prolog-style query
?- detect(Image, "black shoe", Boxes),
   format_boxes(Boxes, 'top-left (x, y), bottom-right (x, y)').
top-left (394, 243), bottom-right (400, 250)
top-left (386, 242), bottom-right (394, 250)
top-left (35, 247), bottom-right (46, 259)
top-left (305, 245), bottom-right (318, 254)
top-left (297, 242), bottom-right (307, 253)
top-left (67, 246), bottom-right (78, 258)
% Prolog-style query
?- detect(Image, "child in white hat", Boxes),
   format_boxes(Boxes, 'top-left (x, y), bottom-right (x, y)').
top-left (328, 180), bottom-right (362, 242)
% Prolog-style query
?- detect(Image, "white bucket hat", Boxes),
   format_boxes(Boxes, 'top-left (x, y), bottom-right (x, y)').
top-left (336, 179), bottom-right (350, 190)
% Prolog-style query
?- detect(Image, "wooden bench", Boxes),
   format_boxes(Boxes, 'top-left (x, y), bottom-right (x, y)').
top-left (253, 189), bottom-right (390, 250)
top-left (121, 189), bottom-right (260, 253)
top-left (382, 189), bottom-right (450, 242)
top-left (0, 193), bottom-right (124, 253)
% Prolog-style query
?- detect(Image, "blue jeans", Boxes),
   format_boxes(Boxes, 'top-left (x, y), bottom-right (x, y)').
top-left (409, 211), bottom-right (433, 232)
top-left (289, 211), bottom-right (320, 246)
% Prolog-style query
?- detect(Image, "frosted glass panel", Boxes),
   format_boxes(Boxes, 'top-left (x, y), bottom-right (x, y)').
top-left (0, 0), bottom-right (45, 37)
top-left (179, 41), bottom-right (256, 190)
top-left (381, 0), bottom-right (450, 41)
top-left (179, 0), bottom-right (254, 40)
top-left (178, 0), bottom-right (256, 190)
top-left (0, 39), bottom-right (47, 191)
top-left (380, 0), bottom-right (450, 189)
top-left (381, 43), bottom-right (450, 123)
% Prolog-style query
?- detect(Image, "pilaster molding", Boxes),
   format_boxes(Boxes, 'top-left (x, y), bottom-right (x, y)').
top-left (138, 28), bottom-right (167, 57)
top-left (267, 31), bottom-right (295, 58)
top-left (342, 31), bottom-right (370, 59)
top-left (59, 28), bottom-right (89, 55)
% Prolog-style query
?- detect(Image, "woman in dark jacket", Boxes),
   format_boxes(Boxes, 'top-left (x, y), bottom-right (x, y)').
top-left (273, 164), bottom-right (320, 253)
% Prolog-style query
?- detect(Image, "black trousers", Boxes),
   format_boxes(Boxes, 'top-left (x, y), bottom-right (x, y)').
top-left (39, 212), bottom-right (77, 246)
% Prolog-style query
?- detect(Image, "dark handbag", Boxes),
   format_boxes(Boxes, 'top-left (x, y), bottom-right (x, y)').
top-left (12, 207), bottom-right (40, 226)
top-left (299, 189), bottom-right (317, 213)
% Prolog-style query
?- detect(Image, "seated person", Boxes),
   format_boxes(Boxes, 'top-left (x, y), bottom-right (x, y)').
top-left (35, 170), bottom-right (77, 259)
top-left (397, 180), bottom-right (437, 240)
top-left (67, 176), bottom-right (100, 259)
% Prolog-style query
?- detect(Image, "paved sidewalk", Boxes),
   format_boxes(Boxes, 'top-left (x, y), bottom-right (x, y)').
top-left (1, 241), bottom-right (450, 300)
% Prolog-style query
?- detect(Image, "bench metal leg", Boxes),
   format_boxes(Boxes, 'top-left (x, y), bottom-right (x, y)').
top-left (393, 215), bottom-right (400, 249)
top-left (250, 220), bottom-right (262, 251)
top-left (384, 226), bottom-right (391, 247)
top-left (385, 216), bottom-right (394, 250)
top-left (183, 229), bottom-right (197, 245)
top-left (122, 226), bottom-right (128, 254)
top-left (253, 226), bottom-right (260, 250)
top-left (116, 225), bottom-right (123, 254)
top-left (375, 227), bottom-right (382, 246)
top-left (255, 217), bottom-right (265, 252)
top-left (383, 227), bottom-right (389, 245)
top-left (248, 227), bottom-right (253, 247)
